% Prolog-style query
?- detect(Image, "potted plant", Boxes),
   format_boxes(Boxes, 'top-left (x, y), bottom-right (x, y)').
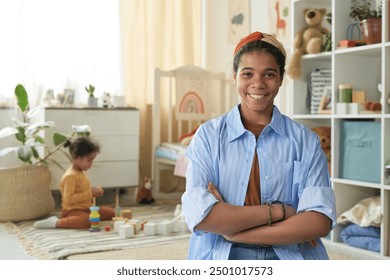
top-left (85, 84), bottom-right (98, 107)
top-left (0, 84), bottom-right (91, 222)
top-left (350, 0), bottom-right (382, 44)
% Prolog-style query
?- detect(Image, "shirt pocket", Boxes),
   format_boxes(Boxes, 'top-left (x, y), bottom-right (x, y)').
top-left (283, 161), bottom-right (309, 206)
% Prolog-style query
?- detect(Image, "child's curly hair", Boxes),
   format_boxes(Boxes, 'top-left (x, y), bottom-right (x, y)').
top-left (64, 136), bottom-right (100, 158)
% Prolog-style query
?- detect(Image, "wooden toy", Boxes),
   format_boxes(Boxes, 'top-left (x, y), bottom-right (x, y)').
top-left (119, 224), bottom-right (134, 239)
top-left (129, 219), bottom-right (142, 231)
top-left (89, 205), bottom-right (101, 232)
top-left (157, 220), bottom-right (173, 235)
top-left (120, 209), bottom-right (132, 219)
top-left (144, 222), bottom-right (157, 236)
top-left (115, 194), bottom-right (121, 217)
top-left (114, 220), bottom-right (126, 233)
top-left (176, 220), bottom-right (190, 233)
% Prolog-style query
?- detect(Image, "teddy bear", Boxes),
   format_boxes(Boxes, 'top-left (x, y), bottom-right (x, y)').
top-left (312, 126), bottom-right (331, 162)
top-left (136, 177), bottom-right (155, 204)
top-left (286, 8), bottom-right (329, 80)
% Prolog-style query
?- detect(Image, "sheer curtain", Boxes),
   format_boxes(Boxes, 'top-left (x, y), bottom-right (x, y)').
top-left (0, 0), bottom-right (121, 107)
top-left (119, 0), bottom-right (201, 179)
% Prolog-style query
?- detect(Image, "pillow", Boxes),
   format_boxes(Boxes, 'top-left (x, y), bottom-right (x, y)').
top-left (337, 196), bottom-right (382, 227)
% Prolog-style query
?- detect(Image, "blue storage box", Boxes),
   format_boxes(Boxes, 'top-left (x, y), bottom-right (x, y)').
top-left (339, 120), bottom-right (381, 183)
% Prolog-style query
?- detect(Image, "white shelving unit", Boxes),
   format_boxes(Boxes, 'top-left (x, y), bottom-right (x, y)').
top-left (290, 0), bottom-right (390, 259)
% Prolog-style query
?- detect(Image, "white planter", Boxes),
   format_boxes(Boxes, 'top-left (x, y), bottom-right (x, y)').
top-left (88, 97), bottom-right (99, 107)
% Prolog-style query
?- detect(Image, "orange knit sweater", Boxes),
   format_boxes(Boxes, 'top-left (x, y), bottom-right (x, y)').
top-left (60, 166), bottom-right (93, 211)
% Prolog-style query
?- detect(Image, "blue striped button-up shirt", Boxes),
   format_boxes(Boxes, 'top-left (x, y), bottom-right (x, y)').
top-left (181, 105), bottom-right (336, 260)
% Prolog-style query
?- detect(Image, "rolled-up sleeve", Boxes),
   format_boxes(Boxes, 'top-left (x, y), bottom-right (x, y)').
top-left (297, 186), bottom-right (336, 228)
top-left (296, 131), bottom-right (337, 228)
top-left (181, 176), bottom-right (219, 235)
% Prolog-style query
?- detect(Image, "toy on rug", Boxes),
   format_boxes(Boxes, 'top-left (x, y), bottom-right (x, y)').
top-left (115, 193), bottom-right (121, 217)
top-left (136, 177), bottom-right (155, 204)
top-left (102, 92), bottom-right (113, 108)
top-left (312, 126), bottom-right (331, 163)
top-left (286, 8), bottom-right (329, 80)
top-left (89, 198), bottom-right (101, 232)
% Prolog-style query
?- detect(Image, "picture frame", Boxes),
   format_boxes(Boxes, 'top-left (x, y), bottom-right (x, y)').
top-left (318, 86), bottom-right (332, 114)
top-left (227, 0), bottom-right (250, 44)
top-left (63, 88), bottom-right (75, 107)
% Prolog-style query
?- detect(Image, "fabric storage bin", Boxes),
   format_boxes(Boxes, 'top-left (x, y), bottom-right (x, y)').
top-left (339, 120), bottom-right (381, 183)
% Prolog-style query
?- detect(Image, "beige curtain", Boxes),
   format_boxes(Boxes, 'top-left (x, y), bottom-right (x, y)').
top-left (119, 0), bottom-right (201, 182)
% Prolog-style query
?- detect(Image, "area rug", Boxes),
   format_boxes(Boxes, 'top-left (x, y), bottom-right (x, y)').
top-left (1, 203), bottom-right (191, 260)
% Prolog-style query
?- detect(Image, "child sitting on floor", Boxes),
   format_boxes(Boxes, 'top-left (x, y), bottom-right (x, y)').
top-left (34, 137), bottom-right (115, 229)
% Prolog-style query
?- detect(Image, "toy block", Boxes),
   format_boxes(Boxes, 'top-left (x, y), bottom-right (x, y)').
top-left (127, 222), bottom-right (138, 234)
top-left (114, 220), bottom-right (126, 233)
top-left (157, 220), bottom-right (173, 235)
top-left (120, 209), bottom-right (132, 219)
top-left (336, 103), bottom-right (348, 114)
top-left (129, 219), bottom-right (142, 231)
top-left (119, 224), bottom-right (135, 239)
top-left (176, 220), bottom-right (190, 233)
top-left (352, 91), bottom-right (365, 103)
top-left (144, 222), bottom-right (157, 236)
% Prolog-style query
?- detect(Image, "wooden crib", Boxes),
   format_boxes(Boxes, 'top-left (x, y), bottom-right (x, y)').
top-left (152, 65), bottom-right (237, 199)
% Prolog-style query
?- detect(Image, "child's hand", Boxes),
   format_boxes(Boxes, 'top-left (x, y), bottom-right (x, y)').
top-left (92, 186), bottom-right (104, 197)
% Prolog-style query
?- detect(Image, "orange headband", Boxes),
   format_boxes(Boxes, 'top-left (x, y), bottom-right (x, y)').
top-left (234, 31), bottom-right (286, 57)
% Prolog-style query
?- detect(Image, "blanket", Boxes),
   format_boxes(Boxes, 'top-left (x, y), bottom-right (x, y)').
top-left (1, 204), bottom-right (190, 259)
top-left (340, 224), bottom-right (380, 253)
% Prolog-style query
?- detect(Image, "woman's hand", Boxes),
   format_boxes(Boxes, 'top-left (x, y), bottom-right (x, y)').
top-left (208, 182), bottom-right (224, 202)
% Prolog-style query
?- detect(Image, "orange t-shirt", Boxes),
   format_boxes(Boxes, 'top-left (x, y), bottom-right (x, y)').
top-left (241, 116), bottom-right (265, 206)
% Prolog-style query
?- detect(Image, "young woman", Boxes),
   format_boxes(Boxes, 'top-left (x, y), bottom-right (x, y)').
top-left (34, 137), bottom-right (114, 229)
top-left (181, 31), bottom-right (336, 260)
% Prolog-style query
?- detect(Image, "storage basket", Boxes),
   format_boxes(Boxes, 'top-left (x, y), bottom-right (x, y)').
top-left (0, 165), bottom-right (55, 222)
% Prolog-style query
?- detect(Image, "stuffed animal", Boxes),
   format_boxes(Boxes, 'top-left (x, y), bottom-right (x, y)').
top-left (312, 126), bottom-right (331, 162)
top-left (286, 8), bottom-right (329, 80)
top-left (102, 92), bottom-right (113, 108)
top-left (136, 177), bottom-right (155, 204)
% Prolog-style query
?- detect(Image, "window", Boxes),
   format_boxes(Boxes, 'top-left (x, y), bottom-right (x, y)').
top-left (0, 0), bottom-right (121, 107)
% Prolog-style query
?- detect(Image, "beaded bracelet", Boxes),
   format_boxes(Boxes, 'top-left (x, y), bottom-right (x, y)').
top-left (265, 202), bottom-right (272, 226)
top-left (272, 201), bottom-right (285, 223)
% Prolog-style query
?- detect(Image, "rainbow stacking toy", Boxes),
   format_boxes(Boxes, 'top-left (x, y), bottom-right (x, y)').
top-left (89, 206), bottom-right (101, 232)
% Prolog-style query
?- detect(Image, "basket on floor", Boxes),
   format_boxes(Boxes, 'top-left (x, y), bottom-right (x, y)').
top-left (0, 165), bottom-right (55, 222)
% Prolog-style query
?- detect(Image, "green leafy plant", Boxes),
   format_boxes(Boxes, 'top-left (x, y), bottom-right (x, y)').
top-left (85, 84), bottom-right (96, 97)
top-left (350, 0), bottom-right (382, 21)
top-left (0, 84), bottom-right (91, 168)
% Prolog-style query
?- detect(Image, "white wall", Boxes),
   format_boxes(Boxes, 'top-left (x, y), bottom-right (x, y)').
top-left (202, 0), bottom-right (291, 115)
top-left (202, 0), bottom-right (272, 77)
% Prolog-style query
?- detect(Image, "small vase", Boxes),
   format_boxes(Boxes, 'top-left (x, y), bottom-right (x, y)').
top-left (88, 97), bottom-right (99, 107)
top-left (360, 18), bottom-right (382, 45)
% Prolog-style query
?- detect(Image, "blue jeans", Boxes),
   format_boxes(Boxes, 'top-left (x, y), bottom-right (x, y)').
top-left (228, 243), bottom-right (280, 260)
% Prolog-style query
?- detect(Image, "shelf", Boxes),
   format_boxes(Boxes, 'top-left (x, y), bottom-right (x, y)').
top-left (333, 114), bottom-right (382, 119)
top-left (323, 239), bottom-right (390, 260)
top-left (332, 178), bottom-right (382, 190)
top-left (291, 114), bottom-right (332, 119)
top-left (302, 52), bottom-right (332, 60)
top-left (290, 0), bottom-right (390, 259)
top-left (334, 44), bottom-right (382, 56)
